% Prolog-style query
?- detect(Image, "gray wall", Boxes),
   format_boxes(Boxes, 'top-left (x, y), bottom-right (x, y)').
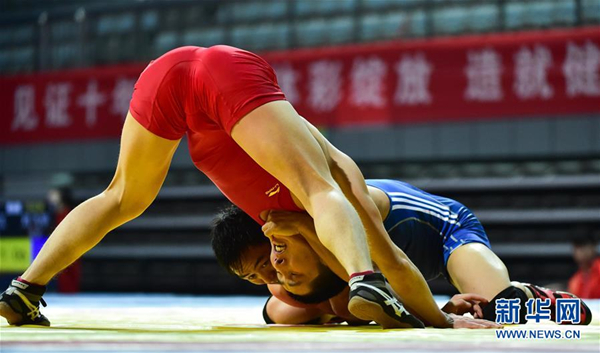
top-left (328, 115), bottom-right (600, 161)
top-left (0, 137), bottom-right (194, 175)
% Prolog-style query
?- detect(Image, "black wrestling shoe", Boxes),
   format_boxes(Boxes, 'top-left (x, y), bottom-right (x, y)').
top-left (0, 278), bottom-right (50, 326)
top-left (348, 272), bottom-right (424, 329)
top-left (524, 283), bottom-right (592, 326)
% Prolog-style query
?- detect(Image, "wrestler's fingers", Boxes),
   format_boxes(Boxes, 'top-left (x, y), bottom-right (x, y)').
top-left (262, 222), bottom-right (274, 236)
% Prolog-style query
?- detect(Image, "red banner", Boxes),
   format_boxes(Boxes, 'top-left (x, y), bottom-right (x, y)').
top-left (1, 26), bottom-right (599, 145)
top-left (0, 64), bottom-right (144, 145)
top-left (264, 26), bottom-right (600, 127)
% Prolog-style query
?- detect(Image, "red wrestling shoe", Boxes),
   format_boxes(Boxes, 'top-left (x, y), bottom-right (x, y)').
top-left (524, 283), bottom-right (592, 325)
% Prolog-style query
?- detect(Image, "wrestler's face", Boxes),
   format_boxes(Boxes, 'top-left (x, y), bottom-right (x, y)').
top-left (232, 243), bottom-right (279, 285)
top-left (269, 234), bottom-right (322, 296)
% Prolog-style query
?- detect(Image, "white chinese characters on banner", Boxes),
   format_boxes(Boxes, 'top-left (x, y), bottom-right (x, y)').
top-left (513, 45), bottom-right (554, 100)
top-left (77, 80), bottom-right (107, 127)
top-left (12, 85), bottom-right (39, 131)
top-left (44, 83), bottom-right (72, 128)
top-left (394, 53), bottom-right (433, 105)
top-left (562, 41), bottom-right (600, 97)
top-left (272, 64), bottom-right (300, 105)
top-left (111, 78), bottom-right (136, 119)
top-left (464, 48), bottom-right (504, 102)
top-left (350, 56), bottom-right (387, 107)
top-left (307, 60), bottom-right (343, 112)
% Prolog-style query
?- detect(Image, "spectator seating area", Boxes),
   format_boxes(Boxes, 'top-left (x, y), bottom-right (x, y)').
top-left (1, 0), bottom-right (600, 73)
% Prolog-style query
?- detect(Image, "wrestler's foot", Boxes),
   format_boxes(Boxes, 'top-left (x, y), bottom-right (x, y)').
top-left (0, 277), bottom-right (50, 326)
top-left (524, 283), bottom-right (591, 325)
top-left (348, 272), bottom-right (424, 329)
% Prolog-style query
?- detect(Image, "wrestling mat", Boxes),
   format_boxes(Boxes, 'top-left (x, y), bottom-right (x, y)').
top-left (0, 294), bottom-right (598, 353)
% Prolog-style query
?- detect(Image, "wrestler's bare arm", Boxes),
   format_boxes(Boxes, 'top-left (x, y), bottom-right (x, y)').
top-left (265, 295), bottom-right (330, 325)
top-left (264, 256), bottom-right (492, 327)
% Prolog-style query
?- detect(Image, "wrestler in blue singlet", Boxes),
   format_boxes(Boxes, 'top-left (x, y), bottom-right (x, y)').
top-left (366, 179), bottom-right (492, 281)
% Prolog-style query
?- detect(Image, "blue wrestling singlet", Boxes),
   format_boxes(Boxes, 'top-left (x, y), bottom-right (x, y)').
top-left (365, 179), bottom-right (492, 281)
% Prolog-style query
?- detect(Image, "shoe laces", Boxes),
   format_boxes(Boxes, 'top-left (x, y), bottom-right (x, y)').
top-left (352, 282), bottom-right (406, 317)
top-left (13, 290), bottom-right (46, 321)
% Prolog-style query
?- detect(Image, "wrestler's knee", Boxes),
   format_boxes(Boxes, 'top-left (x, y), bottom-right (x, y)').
top-left (101, 182), bottom-right (154, 222)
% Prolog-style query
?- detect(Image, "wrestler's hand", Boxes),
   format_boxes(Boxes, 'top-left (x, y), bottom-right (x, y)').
top-left (442, 293), bottom-right (487, 318)
top-left (262, 210), bottom-right (312, 237)
top-left (448, 313), bottom-right (503, 329)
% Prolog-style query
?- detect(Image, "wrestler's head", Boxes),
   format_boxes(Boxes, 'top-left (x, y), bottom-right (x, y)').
top-left (270, 232), bottom-right (347, 301)
top-left (211, 205), bottom-right (278, 285)
top-left (211, 205), bottom-right (346, 302)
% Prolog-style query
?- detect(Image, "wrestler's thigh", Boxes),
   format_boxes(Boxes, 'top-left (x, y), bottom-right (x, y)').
top-left (447, 243), bottom-right (512, 300)
top-left (230, 100), bottom-right (336, 210)
top-left (105, 112), bottom-right (180, 212)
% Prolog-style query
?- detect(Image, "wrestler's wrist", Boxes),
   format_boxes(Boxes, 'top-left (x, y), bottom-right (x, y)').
top-left (431, 312), bottom-right (455, 328)
top-left (442, 312), bottom-right (456, 328)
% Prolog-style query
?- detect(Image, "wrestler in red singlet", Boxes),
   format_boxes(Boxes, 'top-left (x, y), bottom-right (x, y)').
top-left (129, 45), bottom-right (302, 223)
top-left (127, 45), bottom-right (427, 330)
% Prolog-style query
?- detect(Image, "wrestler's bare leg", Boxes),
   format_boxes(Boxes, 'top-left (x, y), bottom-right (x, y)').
top-left (21, 113), bottom-right (180, 284)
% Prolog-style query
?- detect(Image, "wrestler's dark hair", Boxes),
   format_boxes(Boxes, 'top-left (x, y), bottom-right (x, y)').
top-left (211, 204), bottom-right (268, 275)
top-left (286, 262), bottom-right (347, 304)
